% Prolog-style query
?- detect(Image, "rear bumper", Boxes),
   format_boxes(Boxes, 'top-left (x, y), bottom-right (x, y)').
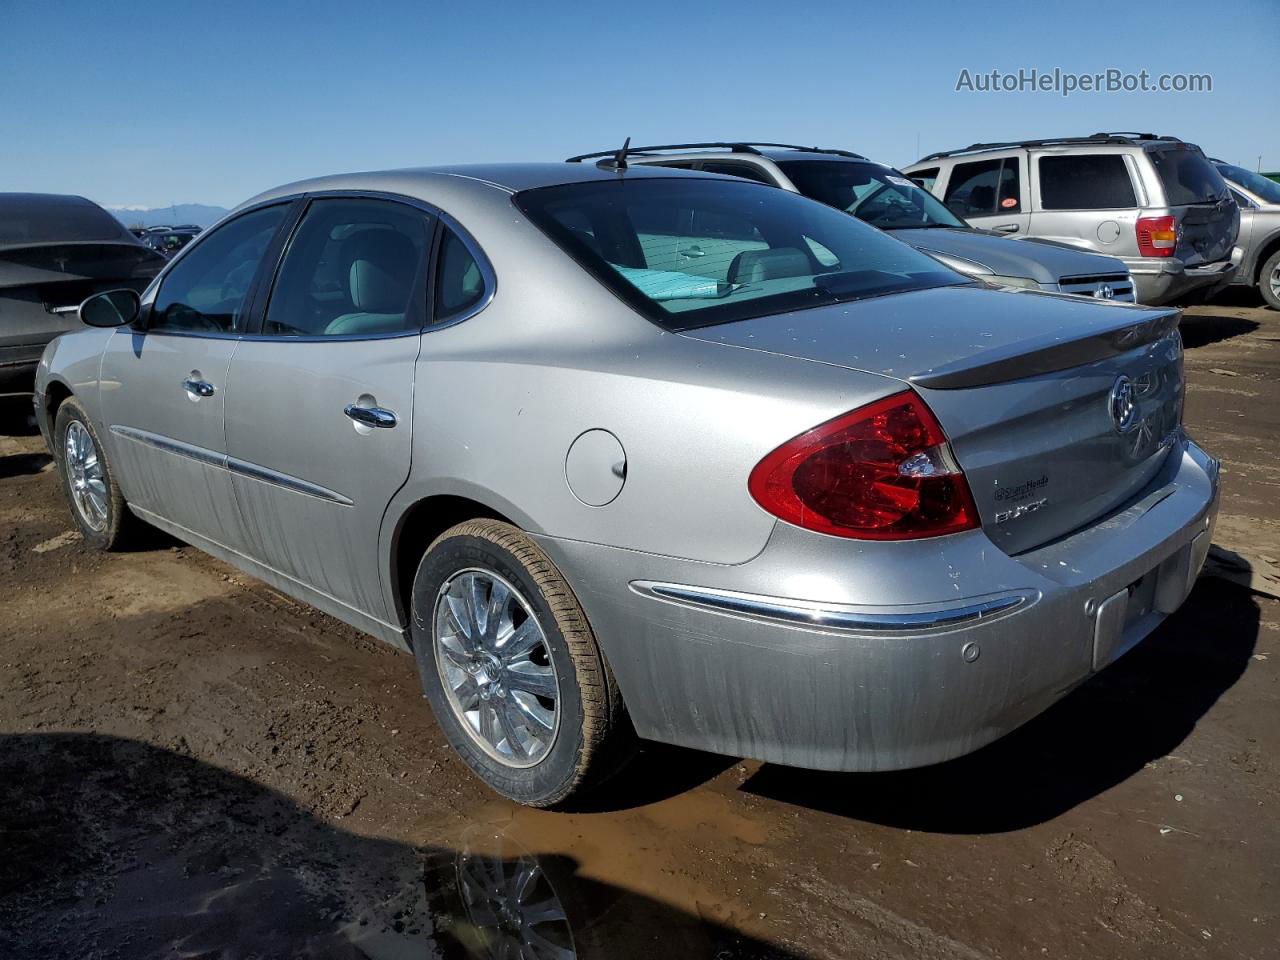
top-left (1124, 256), bottom-right (1236, 305)
top-left (535, 438), bottom-right (1220, 772)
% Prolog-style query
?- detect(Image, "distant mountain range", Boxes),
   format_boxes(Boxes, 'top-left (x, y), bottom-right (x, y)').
top-left (106, 203), bottom-right (228, 229)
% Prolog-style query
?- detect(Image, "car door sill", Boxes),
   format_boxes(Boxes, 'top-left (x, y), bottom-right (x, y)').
top-left (128, 504), bottom-right (411, 652)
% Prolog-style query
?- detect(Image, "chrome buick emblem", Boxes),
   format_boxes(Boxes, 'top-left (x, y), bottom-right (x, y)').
top-left (1093, 284), bottom-right (1115, 300)
top-left (1109, 375), bottom-right (1138, 432)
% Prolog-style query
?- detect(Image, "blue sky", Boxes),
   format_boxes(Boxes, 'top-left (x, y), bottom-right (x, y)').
top-left (2, 0), bottom-right (1274, 209)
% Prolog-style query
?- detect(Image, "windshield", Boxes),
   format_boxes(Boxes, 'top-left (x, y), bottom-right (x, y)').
top-left (1215, 162), bottom-right (1280, 205)
top-left (1149, 147), bottom-right (1229, 205)
top-left (775, 160), bottom-right (968, 230)
top-left (515, 177), bottom-right (965, 331)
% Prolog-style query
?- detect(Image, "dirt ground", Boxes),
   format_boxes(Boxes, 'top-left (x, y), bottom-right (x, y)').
top-left (1, 293), bottom-right (1277, 960)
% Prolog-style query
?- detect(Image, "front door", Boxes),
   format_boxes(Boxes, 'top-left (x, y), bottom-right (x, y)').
top-left (223, 196), bottom-right (436, 622)
top-left (99, 203), bottom-right (291, 546)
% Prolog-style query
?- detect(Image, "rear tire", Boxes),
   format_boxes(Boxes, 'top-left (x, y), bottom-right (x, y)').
top-left (410, 519), bottom-right (635, 807)
top-left (1259, 250), bottom-right (1280, 311)
top-left (53, 398), bottom-right (141, 551)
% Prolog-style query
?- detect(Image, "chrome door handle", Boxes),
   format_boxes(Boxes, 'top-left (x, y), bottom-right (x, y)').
top-left (678, 244), bottom-right (706, 258)
top-left (992, 223), bottom-right (1020, 234)
top-left (183, 378), bottom-right (215, 397)
top-left (344, 404), bottom-right (397, 429)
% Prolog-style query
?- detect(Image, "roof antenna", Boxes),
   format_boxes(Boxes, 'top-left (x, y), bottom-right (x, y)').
top-left (597, 136), bottom-right (631, 171)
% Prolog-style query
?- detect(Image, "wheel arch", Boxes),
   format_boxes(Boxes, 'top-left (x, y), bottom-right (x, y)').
top-left (41, 378), bottom-right (74, 436)
top-left (1252, 230), bottom-right (1280, 286)
top-left (385, 488), bottom-right (529, 630)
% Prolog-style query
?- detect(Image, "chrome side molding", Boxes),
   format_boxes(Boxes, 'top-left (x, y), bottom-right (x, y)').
top-left (630, 580), bottom-right (1036, 633)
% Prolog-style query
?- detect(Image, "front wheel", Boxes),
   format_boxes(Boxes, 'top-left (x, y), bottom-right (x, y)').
top-left (410, 519), bottom-right (634, 807)
top-left (53, 398), bottom-right (141, 551)
top-left (1259, 250), bottom-right (1280, 311)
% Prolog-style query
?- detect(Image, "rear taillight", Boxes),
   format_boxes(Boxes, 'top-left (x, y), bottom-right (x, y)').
top-left (749, 391), bottom-right (979, 540)
top-left (1136, 216), bottom-right (1178, 258)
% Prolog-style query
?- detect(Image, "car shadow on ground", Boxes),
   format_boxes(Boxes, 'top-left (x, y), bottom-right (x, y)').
top-left (1179, 313), bottom-right (1260, 348)
top-left (0, 450), bottom-right (51, 479)
top-left (0, 732), bottom-right (804, 960)
top-left (740, 576), bottom-right (1259, 834)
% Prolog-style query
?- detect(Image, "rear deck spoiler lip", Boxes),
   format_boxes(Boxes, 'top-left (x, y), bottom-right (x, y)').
top-left (909, 306), bottom-right (1181, 390)
top-left (0, 240), bottom-right (163, 291)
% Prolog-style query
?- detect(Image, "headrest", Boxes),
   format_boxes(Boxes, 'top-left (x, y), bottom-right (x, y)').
top-left (345, 229), bottom-right (417, 313)
top-left (727, 247), bottom-right (812, 284)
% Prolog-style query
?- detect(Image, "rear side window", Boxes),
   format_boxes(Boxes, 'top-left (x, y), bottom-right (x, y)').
top-left (943, 158), bottom-right (1021, 216)
top-left (1038, 155), bottom-right (1137, 210)
top-left (262, 198), bottom-right (433, 338)
top-left (1149, 148), bottom-right (1229, 205)
top-left (435, 228), bottom-right (488, 324)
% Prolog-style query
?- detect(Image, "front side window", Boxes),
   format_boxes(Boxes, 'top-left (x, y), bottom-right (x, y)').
top-left (1038, 154), bottom-right (1137, 210)
top-left (514, 177), bottom-right (964, 331)
top-left (907, 167), bottom-right (939, 193)
top-left (776, 160), bottom-right (966, 230)
top-left (150, 204), bottom-right (288, 333)
top-left (944, 158), bottom-right (1021, 217)
top-left (435, 227), bottom-right (488, 324)
top-left (262, 198), bottom-right (433, 337)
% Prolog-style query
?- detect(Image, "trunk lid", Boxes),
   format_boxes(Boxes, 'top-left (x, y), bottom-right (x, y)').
top-left (682, 284), bottom-right (1184, 553)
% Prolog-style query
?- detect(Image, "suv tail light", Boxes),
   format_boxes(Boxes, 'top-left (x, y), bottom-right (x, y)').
top-left (749, 391), bottom-right (979, 540)
top-left (1136, 216), bottom-right (1178, 258)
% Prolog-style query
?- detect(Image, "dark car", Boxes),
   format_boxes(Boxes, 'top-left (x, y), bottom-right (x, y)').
top-left (141, 226), bottom-right (201, 257)
top-left (1, 193), bottom-right (166, 403)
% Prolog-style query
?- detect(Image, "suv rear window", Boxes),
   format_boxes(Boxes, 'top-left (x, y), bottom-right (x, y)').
top-left (1149, 147), bottom-right (1229, 205)
top-left (1038, 155), bottom-right (1137, 210)
top-left (514, 177), bottom-right (964, 331)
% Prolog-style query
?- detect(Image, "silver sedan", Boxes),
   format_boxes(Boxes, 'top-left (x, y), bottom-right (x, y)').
top-left (34, 163), bottom-right (1220, 806)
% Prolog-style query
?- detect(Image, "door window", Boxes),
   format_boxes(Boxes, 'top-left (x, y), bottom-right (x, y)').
top-left (150, 205), bottom-right (288, 333)
top-left (435, 227), bottom-right (489, 324)
top-left (944, 158), bottom-right (1021, 217)
top-left (262, 198), bottom-right (434, 337)
top-left (908, 167), bottom-right (939, 192)
top-left (1038, 154), bottom-right (1137, 209)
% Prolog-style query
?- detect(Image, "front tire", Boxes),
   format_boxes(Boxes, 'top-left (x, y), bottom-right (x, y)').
top-left (1259, 250), bottom-right (1280, 311)
top-left (53, 398), bottom-right (140, 551)
top-left (410, 519), bottom-right (634, 807)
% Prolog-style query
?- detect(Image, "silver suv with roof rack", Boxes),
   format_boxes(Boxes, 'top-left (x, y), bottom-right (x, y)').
top-left (570, 142), bottom-right (1136, 303)
top-left (902, 133), bottom-right (1238, 306)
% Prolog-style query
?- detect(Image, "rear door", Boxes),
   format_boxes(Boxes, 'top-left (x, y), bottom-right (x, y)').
top-left (222, 195), bottom-right (438, 622)
top-left (941, 154), bottom-right (1030, 235)
top-left (98, 203), bottom-right (291, 546)
top-left (1147, 145), bottom-right (1238, 266)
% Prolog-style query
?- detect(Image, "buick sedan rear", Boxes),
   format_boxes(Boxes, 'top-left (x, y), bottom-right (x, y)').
top-left (35, 164), bottom-right (1219, 805)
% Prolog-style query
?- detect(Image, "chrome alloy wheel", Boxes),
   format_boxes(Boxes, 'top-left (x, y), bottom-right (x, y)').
top-left (433, 569), bottom-right (560, 768)
top-left (64, 420), bottom-right (108, 531)
top-left (1270, 261), bottom-right (1280, 303)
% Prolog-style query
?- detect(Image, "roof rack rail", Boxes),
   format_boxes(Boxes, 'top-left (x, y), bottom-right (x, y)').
top-left (918, 132), bottom-right (1183, 163)
top-left (566, 142), bottom-right (867, 163)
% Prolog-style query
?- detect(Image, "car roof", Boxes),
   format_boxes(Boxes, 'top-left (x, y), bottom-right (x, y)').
top-left (243, 161), bottom-right (739, 208)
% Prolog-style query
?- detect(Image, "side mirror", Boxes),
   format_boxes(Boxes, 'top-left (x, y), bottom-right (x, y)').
top-left (79, 289), bottom-right (141, 328)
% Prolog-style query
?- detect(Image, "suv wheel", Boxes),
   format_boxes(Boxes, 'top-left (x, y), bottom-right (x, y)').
top-left (410, 519), bottom-right (635, 807)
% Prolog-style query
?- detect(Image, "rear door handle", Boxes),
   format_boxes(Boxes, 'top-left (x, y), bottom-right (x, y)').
top-left (344, 404), bottom-right (397, 429)
top-left (182, 378), bottom-right (215, 397)
top-left (992, 223), bottom-right (1020, 234)
top-left (678, 244), bottom-right (706, 258)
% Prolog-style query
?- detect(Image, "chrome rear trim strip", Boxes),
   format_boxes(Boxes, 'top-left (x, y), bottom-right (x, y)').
top-left (631, 580), bottom-right (1034, 633)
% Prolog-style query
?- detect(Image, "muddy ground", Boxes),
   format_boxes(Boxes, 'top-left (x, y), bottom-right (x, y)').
top-left (1, 293), bottom-right (1276, 960)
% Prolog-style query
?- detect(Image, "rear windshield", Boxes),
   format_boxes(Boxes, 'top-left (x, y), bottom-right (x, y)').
top-left (774, 160), bottom-right (967, 230)
top-left (1149, 147), bottom-right (1229, 205)
top-left (514, 178), bottom-right (964, 330)
top-left (0, 195), bottom-right (131, 245)
top-left (1214, 162), bottom-right (1280, 205)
